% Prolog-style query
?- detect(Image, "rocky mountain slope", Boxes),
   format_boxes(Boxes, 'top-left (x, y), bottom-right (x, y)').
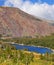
top-left (0, 7), bottom-right (54, 38)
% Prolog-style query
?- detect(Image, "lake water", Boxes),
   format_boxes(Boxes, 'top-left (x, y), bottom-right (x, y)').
top-left (12, 44), bottom-right (52, 54)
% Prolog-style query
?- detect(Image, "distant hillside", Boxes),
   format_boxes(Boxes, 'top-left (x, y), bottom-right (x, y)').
top-left (0, 7), bottom-right (54, 38)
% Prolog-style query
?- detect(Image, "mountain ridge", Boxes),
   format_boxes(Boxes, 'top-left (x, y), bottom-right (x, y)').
top-left (0, 7), bottom-right (54, 38)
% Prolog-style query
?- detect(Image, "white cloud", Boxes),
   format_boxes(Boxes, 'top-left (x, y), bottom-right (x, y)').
top-left (4, 0), bottom-right (54, 22)
top-left (4, 0), bottom-right (23, 8)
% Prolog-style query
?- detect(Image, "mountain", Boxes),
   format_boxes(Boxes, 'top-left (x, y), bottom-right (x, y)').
top-left (0, 7), bottom-right (54, 38)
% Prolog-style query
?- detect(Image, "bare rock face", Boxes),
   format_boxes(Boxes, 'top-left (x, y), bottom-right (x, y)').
top-left (0, 7), bottom-right (54, 38)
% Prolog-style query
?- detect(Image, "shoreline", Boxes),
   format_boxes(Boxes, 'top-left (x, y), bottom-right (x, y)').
top-left (2, 41), bottom-right (54, 51)
top-left (11, 42), bottom-right (54, 53)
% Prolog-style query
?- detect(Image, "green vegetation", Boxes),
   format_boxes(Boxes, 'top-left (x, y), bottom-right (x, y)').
top-left (0, 43), bottom-right (54, 65)
top-left (0, 34), bottom-right (54, 65)
top-left (0, 34), bottom-right (54, 49)
top-left (13, 34), bottom-right (54, 49)
top-left (0, 34), bottom-right (2, 39)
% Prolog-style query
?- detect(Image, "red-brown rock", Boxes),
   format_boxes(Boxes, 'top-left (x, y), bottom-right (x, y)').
top-left (0, 7), bottom-right (54, 38)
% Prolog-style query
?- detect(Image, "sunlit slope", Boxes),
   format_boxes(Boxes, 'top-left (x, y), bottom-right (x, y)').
top-left (0, 7), bottom-right (54, 37)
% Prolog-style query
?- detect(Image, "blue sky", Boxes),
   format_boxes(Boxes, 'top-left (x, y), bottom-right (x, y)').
top-left (30, 0), bottom-right (54, 5)
top-left (0, 0), bottom-right (54, 6)
top-left (0, 0), bottom-right (4, 6)
top-left (0, 0), bottom-right (54, 21)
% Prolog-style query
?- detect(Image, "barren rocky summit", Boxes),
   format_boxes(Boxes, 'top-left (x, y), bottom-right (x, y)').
top-left (0, 7), bottom-right (54, 37)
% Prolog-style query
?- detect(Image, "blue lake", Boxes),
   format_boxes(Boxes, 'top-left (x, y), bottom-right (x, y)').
top-left (12, 44), bottom-right (52, 54)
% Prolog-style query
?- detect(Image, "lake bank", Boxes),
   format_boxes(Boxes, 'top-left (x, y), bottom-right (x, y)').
top-left (0, 41), bottom-right (54, 54)
top-left (11, 43), bottom-right (53, 54)
top-left (10, 42), bottom-right (54, 53)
